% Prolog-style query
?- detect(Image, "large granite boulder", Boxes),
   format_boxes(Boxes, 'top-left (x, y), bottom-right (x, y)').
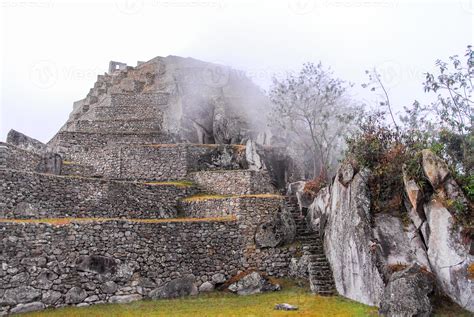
top-left (254, 209), bottom-right (296, 248)
top-left (287, 181), bottom-right (314, 212)
top-left (373, 214), bottom-right (431, 274)
top-left (149, 275), bottom-right (198, 299)
top-left (246, 139), bottom-right (265, 171)
top-left (323, 164), bottom-right (385, 306)
top-left (7, 129), bottom-right (49, 155)
top-left (227, 272), bottom-right (280, 295)
top-left (423, 199), bottom-right (473, 311)
top-left (379, 264), bottom-right (434, 317)
top-left (421, 149), bottom-right (450, 189)
top-left (402, 150), bottom-right (473, 311)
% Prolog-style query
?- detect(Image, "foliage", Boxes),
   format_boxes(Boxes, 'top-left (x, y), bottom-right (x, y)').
top-left (268, 62), bottom-right (360, 180)
top-left (303, 174), bottom-right (327, 198)
top-left (348, 46), bottom-right (473, 219)
top-left (346, 110), bottom-right (427, 215)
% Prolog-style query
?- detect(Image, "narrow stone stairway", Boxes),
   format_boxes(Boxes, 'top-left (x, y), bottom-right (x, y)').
top-left (285, 197), bottom-right (337, 296)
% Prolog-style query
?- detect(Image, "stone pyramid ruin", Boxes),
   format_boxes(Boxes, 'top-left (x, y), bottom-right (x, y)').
top-left (0, 56), bottom-right (335, 314)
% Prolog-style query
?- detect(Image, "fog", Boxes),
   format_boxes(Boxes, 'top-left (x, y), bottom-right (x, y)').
top-left (0, 0), bottom-right (472, 142)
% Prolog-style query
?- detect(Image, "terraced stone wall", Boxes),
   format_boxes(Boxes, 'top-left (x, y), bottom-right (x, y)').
top-left (191, 170), bottom-right (277, 195)
top-left (181, 195), bottom-right (298, 276)
top-left (0, 169), bottom-right (198, 219)
top-left (0, 219), bottom-right (242, 314)
top-left (49, 143), bottom-right (248, 181)
top-left (0, 142), bottom-right (42, 172)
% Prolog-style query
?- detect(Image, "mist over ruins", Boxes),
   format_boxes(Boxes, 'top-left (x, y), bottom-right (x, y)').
top-left (0, 1), bottom-right (472, 317)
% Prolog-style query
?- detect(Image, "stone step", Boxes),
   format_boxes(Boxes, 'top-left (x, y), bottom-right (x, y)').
top-left (309, 261), bottom-right (330, 266)
top-left (313, 290), bottom-right (336, 296)
top-left (309, 278), bottom-right (335, 285)
top-left (302, 246), bottom-right (324, 252)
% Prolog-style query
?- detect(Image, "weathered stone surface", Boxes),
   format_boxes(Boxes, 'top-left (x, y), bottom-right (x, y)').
top-left (108, 295), bottom-right (142, 304)
top-left (227, 272), bottom-right (280, 296)
top-left (35, 152), bottom-right (62, 175)
top-left (41, 291), bottom-right (62, 306)
top-left (287, 181), bottom-right (313, 212)
top-left (274, 303), bottom-right (298, 311)
top-left (211, 273), bottom-right (226, 284)
top-left (149, 276), bottom-right (198, 299)
top-left (10, 302), bottom-right (45, 314)
top-left (402, 175), bottom-right (426, 228)
top-left (198, 282), bottom-right (214, 293)
top-left (306, 186), bottom-right (331, 232)
top-left (255, 209), bottom-right (295, 248)
top-left (324, 165), bottom-right (385, 306)
top-left (423, 199), bottom-right (473, 311)
top-left (373, 214), bottom-right (431, 273)
top-left (289, 254), bottom-right (309, 280)
top-left (338, 161), bottom-right (355, 186)
top-left (379, 264), bottom-right (434, 317)
top-left (2, 286), bottom-right (41, 305)
top-left (246, 139), bottom-right (265, 171)
top-left (7, 129), bottom-right (49, 155)
top-left (422, 149), bottom-right (450, 189)
top-left (101, 281), bottom-right (118, 294)
top-left (76, 255), bottom-right (117, 275)
top-left (65, 287), bottom-right (87, 304)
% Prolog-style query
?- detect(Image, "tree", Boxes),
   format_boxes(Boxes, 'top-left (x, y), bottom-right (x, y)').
top-left (402, 46), bottom-right (473, 175)
top-left (268, 62), bottom-right (358, 180)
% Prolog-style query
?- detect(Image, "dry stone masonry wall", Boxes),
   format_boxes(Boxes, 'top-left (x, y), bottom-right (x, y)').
top-left (0, 169), bottom-right (198, 219)
top-left (0, 56), bottom-right (303, 314)
top-left (191, 170), bottom-right (276, 195)
top-left (0, 219), bottom-right (242, 314)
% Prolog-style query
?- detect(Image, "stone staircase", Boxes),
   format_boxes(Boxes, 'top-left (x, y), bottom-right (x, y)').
top-left (285, 197), bottom-right (337, 296)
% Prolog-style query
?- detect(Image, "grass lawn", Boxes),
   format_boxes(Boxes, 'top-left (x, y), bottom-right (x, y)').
top-left (21, 286), bottom-right (377, 317)
top-left (18, 283), bottom-right (470, 317)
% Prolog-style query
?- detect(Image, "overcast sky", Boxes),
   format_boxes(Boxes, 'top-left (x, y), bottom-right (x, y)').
top-left (0, 0), bottom-right (472, 143)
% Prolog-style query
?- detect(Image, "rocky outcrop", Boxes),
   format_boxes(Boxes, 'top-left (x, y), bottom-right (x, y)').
top-left (227, 272), bottom-right (280, 295)
top-left (7, 130), bottom-right (49, 155)
top-left (246, 139), bottom-right (265, 171)
top-left (304, 151), bottom-right (473, 312)
top-left (423, 199), bottom-right (473, 311)
top-left (403, 150), bottom-right (473, 311)
top-left (322, 166), bottom-right (385, 306)
top-left (287, 181), bottom-right (314, 213)
top-left (373, 214), bottom-right (431, 272)
top-left (306, 161), bottom-right (434, 307)
top-left (379, 263), bottom-right (435, 317)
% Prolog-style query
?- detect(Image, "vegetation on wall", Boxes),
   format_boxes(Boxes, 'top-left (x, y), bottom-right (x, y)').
top-left (345, 46), bottom-right (473, 225)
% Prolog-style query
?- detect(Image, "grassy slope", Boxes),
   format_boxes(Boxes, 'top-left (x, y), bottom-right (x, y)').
top-left (22, 286), bottom-right (376, 317)
top-left (17, 285), bottom-right (471, 317)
